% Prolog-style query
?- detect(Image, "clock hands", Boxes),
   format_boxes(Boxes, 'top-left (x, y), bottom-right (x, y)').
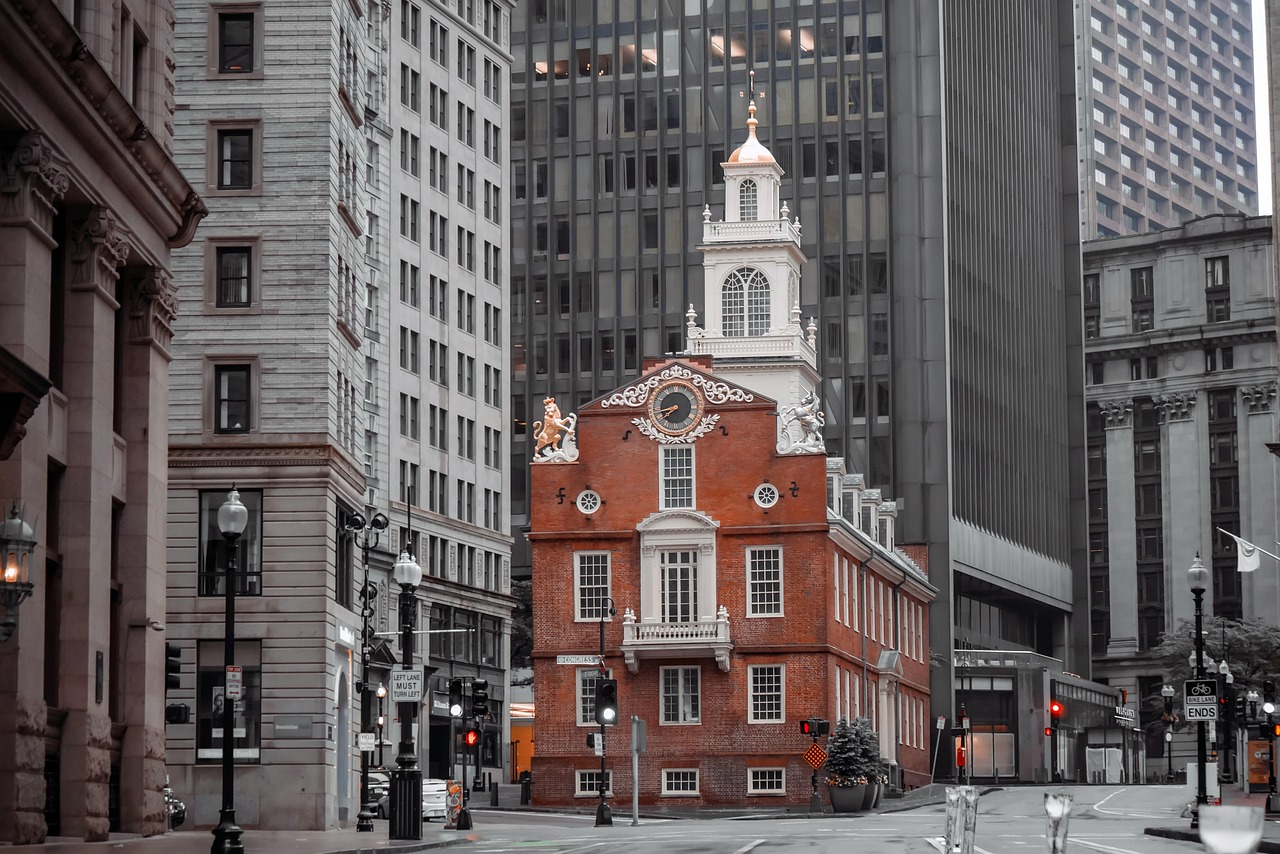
top-left (656, 404), bottom-right (679, 419)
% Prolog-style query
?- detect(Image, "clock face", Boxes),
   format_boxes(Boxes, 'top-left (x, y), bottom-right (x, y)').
top-left (650, 381), bottom-right (703, 435)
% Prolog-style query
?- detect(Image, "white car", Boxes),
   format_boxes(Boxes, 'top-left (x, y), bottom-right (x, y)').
top-left (422, 778), bottom-right (448, 821)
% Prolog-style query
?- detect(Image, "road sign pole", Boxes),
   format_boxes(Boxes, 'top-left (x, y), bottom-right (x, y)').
top-left (931, 716), bottom-right (946, 786)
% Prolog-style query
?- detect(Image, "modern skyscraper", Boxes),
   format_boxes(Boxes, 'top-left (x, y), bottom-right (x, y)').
top-left (1083, 212), bottom-right (1277, 727)
top-left (509, 0), bottom-right (1088, 723)
top-left (1079, 0), bottom-right (1259, 237)
top-left (166, 0), bottom-right (515, 826)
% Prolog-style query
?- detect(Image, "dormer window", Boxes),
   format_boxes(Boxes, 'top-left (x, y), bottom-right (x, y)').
top-left (740, 178), bottom-right (758, 221)
top-left (722, 266), bottom-right (770, 338)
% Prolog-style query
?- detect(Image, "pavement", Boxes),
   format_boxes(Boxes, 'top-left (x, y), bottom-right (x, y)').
top-left (5, 823), bottom-right (475, 854)
top-left (1143, 780), bottom-right (1280, 852)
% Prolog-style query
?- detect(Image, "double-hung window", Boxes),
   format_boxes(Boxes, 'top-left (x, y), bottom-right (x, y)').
top-left (660, 550), bottom-right (698, 623)
top-left (747, 547), bottom-right (783, 616)
top-left (660, 445), bottom-right (694, 509)
top-left (575, 552), bottom-right (611, 620)
top-left (748, 664), bottom-right (785, 722)
top-left (661, 666), bottom-right (700, 724)
top-left (198, 488), bottom-right (263, 595)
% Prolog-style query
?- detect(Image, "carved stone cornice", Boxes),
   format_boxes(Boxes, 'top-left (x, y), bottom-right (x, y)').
top-left (1, 131), bottom-right (71, 248)
top-left (1156, 391), bottom-right (1197, 422)
top-left (1240, 382), bottom-right (1278, 414)
top-left (121, 266), bottom-right (179, 357)
top-left (69, 207), bottom-right (131, 302)
top-left (1099, 398), bottom-right (1133, 429)
top-left (170, 443), bottom-right (333, 467)
top-left (0, 346), bottom-right (53, 461)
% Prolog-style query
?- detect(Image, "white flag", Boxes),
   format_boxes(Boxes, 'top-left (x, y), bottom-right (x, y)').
top-left (1218, 528), bottom-right (1280, 572)
top-left (1238, 539), bottom-right (1261, 573)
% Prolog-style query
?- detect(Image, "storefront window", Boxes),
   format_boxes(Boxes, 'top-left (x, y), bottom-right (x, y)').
top-left (197, 640), bottom-right (262, 763)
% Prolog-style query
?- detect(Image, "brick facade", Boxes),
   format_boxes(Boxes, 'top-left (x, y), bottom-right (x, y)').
top-left (529, 357), bottom-right (936, 808)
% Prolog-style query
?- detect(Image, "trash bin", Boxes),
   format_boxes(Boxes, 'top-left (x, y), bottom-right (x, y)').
top-left (519, 771), bottom-right (532, 806)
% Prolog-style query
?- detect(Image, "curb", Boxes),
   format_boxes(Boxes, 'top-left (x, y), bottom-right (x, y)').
top-left (1145, 827), bottom-right (1280, 854)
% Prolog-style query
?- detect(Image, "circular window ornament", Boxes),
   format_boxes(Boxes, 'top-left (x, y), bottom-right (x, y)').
top-left (576, 490), bottom-right (602, 515)
top-left (754, 483), bottom-right (779, 508)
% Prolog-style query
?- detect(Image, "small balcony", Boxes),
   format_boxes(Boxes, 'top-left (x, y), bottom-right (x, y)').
top-left (619, 606), bottom-right (733, 673)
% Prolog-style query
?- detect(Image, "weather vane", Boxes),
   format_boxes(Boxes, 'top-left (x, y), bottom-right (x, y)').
top-left (739, 69), bottom-right (766, 103)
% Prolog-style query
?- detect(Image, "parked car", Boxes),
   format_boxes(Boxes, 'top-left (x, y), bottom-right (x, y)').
top-left (371, 774), bottom-right (447, 822)
top-left (422, 778), bottom-right (447, 821)
top-left (164, 782), bottom-right (185, 830)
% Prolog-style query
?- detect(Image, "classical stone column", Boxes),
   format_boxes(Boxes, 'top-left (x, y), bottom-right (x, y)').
top-left (1161, 390), bottom-right (1204, 629)
top-left (0, 130), bottom-right (69, 846)
top-left (58, 206), bottom-right (131, 841)
top-left (1101, 398), bottom-right (1139, 658)
top-left (115, 267), bottom-right (178, 836)
top-left (1239, 383), bottom-right (1279, 624)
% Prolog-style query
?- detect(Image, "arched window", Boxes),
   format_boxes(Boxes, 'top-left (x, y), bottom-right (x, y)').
top-left (739, 179), bottom-right (758, 221)
top-left (722, 267), bottom-right (770, 337)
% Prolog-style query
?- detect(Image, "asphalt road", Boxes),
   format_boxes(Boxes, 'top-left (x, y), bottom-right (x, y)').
top-left (459, 785), bottom-right (1206, 854)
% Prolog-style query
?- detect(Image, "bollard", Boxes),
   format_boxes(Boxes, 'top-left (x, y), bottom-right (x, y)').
top-left (944, 787), bottom-right (962, 853)
top-left (958, 786), bottom-right (979, 854)
top-left (1045, 793), bottom-right (1072, 854)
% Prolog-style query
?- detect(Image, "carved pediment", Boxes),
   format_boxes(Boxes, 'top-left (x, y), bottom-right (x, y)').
top-left (635, 508), bottom-right (720, 534)
top-left (599, 363), bottom-right (763, 410)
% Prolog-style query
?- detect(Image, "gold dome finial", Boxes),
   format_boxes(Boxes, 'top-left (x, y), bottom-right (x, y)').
top-left (728, 69), bottom-right (774, 165)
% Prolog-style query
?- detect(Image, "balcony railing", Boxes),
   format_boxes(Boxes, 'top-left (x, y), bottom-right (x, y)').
top-left (619, 606), bottom-right (733, 673)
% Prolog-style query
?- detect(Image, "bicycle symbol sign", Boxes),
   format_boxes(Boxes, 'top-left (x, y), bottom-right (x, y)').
top-left (1185, 679), bottom-right (1218, 704)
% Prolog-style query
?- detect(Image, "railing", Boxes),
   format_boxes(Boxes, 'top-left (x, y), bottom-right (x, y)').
top-left (703, 219), bottom-right (800, 244)
top-left (623, 619), bottom-right (728, 644)
top-left (620, 608), bottom-right (734, 672)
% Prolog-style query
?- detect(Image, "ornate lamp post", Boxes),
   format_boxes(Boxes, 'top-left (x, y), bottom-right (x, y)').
top-left (1188, 554), bottom-right (1209, 829)
top-left (212, 488), bottom-right (249, 854)
top-left (0, 503), bottom-right (37, 643)
top-left (1162, 684), bottom-right (1176, 783)
top-left (349, 510), bottom-right (389, 833)
top-left (388, 550), bottom-right (423, 840)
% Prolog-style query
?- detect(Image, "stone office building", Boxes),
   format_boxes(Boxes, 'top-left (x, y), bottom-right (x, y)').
top-left (0, 0), bottom-right (206, 843)
top-left (1083, 213), bottom-right (1277, 748)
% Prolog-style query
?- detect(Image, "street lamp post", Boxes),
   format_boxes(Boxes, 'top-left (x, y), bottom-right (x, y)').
top-left (1188, 555), bottom-right (1209, 830)
top-left (348, 511), bottom-right (389, 833)
top-left (0, 503), bottom-right (37, 643)
top-left (597, 596), bottom-right (616, 828)
top-left (1162, 684), bottom-right (1176, 783)
top-left (212, 488), bottom-right (249, 854)
top-left (388, 550), bottom-right (423, 840)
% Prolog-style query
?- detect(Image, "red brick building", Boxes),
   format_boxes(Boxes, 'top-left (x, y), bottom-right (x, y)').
top-left (527, 103), bottom-right (937, 809)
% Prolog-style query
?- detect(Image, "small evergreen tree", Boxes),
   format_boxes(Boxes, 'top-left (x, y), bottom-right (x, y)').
top-left (826, 716), bottom-right (879, 786)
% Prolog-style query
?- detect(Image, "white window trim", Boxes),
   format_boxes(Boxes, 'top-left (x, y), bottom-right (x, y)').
top-left (746, 545), bottom-right (784, 617)
top-left (659, 444), bottom-right (696, 510)
top-left (746, 766), bottom-right (786, 796)
top-left (636, 509), bottom-right (719, 625)
top-left (747, 663), bottom-right (785, 724)
top-left (573, 551), bottom-right (612, 622)
top-left (574, 769), bottom-right (613, 798)
top-left (661, 768), bottom-right (700, 797)
top-left (659, 665), bottom-right (701, 725)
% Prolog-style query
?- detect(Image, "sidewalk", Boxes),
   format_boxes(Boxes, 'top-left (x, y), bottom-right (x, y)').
top-left (1144, 782), bottom-right (1280, 852)
top-left (2, 822), bottom-right (474, 854)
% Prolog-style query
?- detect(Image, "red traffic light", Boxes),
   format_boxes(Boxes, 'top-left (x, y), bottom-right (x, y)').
top-left (1049, 701), bottom-right (1065, 718)
top-left (1044, 727), bottom-right (1053, 737)
top-left (801, 720), bottom-right (814, 736)
top-left (465, 729), bottom-right (479, 747)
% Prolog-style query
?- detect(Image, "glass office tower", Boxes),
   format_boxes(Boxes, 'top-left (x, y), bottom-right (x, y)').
top-left (509, 0), bottom-right (1089, 714)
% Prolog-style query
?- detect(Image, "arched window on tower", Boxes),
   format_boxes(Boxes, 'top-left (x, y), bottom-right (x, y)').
top-left (740, 178), bottom-right (758, 221)
top-left (722, 267), bottom-right (770, 337)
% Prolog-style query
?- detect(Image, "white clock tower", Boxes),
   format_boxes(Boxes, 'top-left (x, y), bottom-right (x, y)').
top-left (688, 89), bottom-right (824, 453)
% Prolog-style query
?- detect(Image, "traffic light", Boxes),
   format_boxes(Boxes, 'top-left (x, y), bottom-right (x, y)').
top-left (1264, 723), bottom-right (1280, 739)
top-left (448, 678), bottom-right (464, 718)
top-left (1044, 727), bottom-right (1053, 737)
top-left (1264, 680), bottom-right (1276, 705)
top-left (464, 727), bottom-right (479, 747)
top-left (1049, 701), bottom-right (1065, 725)
top-left (1234, 694), bottom-right (1248, 721)
top-left (472, 679), bottom-right (490, 718)
top-left (165, 703), bottom-right (191, 725)
top-left (165, 643), bottom-right (182, 691)
top-left (360, 582), bottom-right (376, 622)
top-left (800, 718), bottom-right (830, 737)
top-left (595, 678), bottom-right (618, 725)
top-left (1221, 696), bottom-right (1231, 721)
